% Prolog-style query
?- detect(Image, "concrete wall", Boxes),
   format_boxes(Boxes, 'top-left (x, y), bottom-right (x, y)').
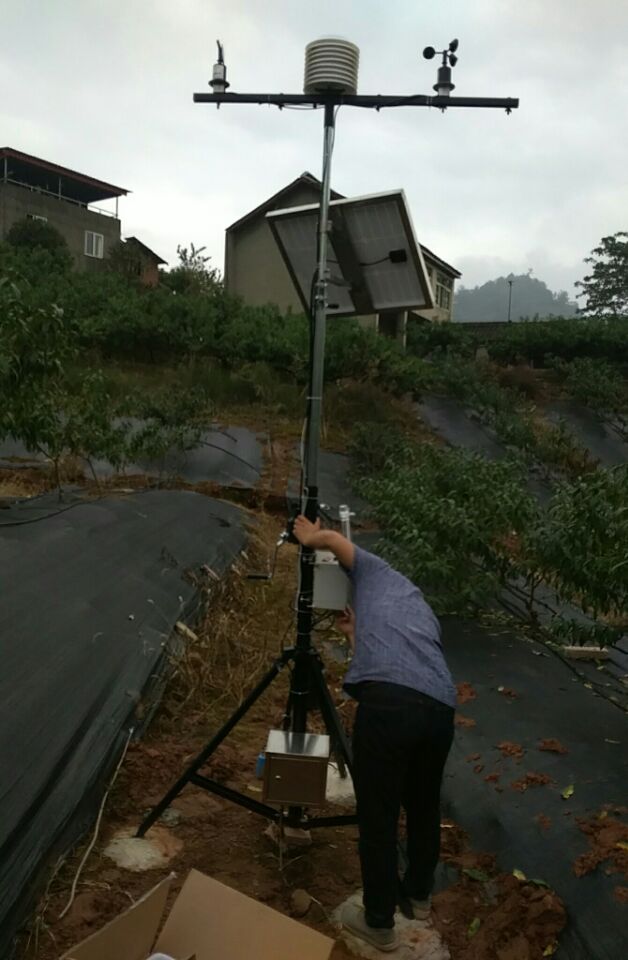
top-left (225, 183), bottom-right (321, 314)
top-left (0, 182), bottom-right (120, 272)
top-left (414, 262), bottom-right (455, 323)
top-left (378, 310), bottom-right (408, 348)
top-left (139, 260), bottom-right (160, 287)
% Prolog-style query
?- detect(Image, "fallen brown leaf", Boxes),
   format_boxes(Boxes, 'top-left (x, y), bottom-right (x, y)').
top-left (457, 682), bottom-right (477, 705)
top-left (455, 714), bottom-right (477, 728)
top-left (498, 741), bottom-right (525, 759)
top-left (538, 738), bottom-right (568, 755)
top-left (511, 772), bottom-right (553, 793)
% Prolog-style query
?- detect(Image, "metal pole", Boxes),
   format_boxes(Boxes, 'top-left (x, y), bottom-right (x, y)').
top-left (305, 101), bottom-right (335, 497)
top-left (291, 101), bottom-right (336, 735)
top-left (507, 279), bottom-right (514, 323)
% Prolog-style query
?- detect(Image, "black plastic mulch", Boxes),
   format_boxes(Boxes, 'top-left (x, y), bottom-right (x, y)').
top-left (0, 489), bottom-right (246, 953)
top-left (418, 395), bottom-right (508, 461)
top-left (0, 423), bottom-right (264, 488)
top-left (546, 401), bottom-right (628, 467)
top-left (441, 618), bottom-right (628, 960)
top-left (417, 395), bottom-right (551, 503)
top-left (344, 421), bottom-right (627, 956)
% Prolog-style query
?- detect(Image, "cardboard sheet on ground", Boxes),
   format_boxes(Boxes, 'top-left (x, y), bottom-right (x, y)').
top-left (440, 618), bottom-right (628, 960)
top-left (62, 870), bottom-right (333, 960)
top-left (0, 490), bottom-right (246, 953)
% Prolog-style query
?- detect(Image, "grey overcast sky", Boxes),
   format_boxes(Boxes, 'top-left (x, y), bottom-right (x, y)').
top-left (3, 0), bottom-right (627, 295)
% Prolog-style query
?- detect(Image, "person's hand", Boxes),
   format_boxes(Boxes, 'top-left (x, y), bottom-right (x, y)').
top-left (335, 606), bottom-right (355, 645)
top-left (293, 515), bottom-right (321, 547)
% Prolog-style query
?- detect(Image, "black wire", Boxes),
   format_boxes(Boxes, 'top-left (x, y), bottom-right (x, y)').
top-left (327, 254), bottom-right (394, 268)
top-left (198, 439), bottom-right (262, 475)
top-left (0, 500), bottom-right (87, 528)
top-left (359, 255), bottom-right (394, 267)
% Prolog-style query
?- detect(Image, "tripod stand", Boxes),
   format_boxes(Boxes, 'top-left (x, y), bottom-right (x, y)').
top-left (137, 102), bottom-right (356, 838)
top-left (137, 634), bottom-right (356, 836)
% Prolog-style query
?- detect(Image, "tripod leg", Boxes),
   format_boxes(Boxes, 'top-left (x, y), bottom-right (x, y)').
top-left (136, 653), bottom-right (289, 837)
top-left (309, 652), bottom-right (353, 775)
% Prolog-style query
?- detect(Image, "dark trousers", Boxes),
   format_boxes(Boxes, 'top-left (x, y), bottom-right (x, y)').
top-left (351, 682), bottom-right (454, 928)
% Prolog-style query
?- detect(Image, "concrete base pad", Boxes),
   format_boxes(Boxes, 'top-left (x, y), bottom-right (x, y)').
top-left (103, 825), bottom-right (182, 872)
top-left (334, 890), bottom-right (449, 960)
top-left (326, 762), bottom-right (355, 806)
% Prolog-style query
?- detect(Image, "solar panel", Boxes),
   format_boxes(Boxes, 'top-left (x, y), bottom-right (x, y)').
top-left (266, 190), bottom-right (434, 317)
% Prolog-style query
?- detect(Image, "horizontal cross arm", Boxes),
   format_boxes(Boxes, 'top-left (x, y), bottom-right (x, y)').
top-left (193, 92), bottom-right (519, 111)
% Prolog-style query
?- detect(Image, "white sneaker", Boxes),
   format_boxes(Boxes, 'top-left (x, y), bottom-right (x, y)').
top-left (409, 896), bottom-right (432, 920)
top-left (342, 903), bottom-right (400, 952)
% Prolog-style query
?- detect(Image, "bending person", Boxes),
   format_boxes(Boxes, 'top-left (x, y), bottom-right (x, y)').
top-left (294, 515), bottom-right (456, 954)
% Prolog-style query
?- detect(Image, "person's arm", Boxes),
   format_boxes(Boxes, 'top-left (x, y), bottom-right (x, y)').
top-left (293, 515), bottom-right (355, 570)
top-left (335, 606), bottom-right (356, 651)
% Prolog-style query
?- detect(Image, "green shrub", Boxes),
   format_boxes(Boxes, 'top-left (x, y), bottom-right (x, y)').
top-left (531, 466), bottom-right (628, 621)
top-left (486, 317), bottom-right (628, 366)
top-left (355, 440), bottom-right (537, 612)
top-left (406, 317), bottom-right (473, 357)
top-left (6, 217), bottom-right (71, 264)
top-left (550, 356), bottom-right (627, 414)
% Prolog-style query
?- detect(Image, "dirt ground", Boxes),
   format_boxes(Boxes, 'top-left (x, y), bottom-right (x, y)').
top-left (18, 720), bottom-right (567, 960)
top-left (8, 427), bottom-right (567, 960)
top-left (14, 509), bottom-right (566, 960)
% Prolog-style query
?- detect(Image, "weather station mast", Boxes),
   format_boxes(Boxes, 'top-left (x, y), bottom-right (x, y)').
top-left (138, 36), bottom-right (519, 838)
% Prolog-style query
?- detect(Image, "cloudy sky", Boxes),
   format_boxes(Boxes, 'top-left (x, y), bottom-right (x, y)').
top-left (4, 0), bottom-right (627, 295)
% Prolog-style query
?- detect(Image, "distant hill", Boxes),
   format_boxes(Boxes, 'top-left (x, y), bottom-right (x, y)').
top-left (454, 273), bottom-right (577, 323)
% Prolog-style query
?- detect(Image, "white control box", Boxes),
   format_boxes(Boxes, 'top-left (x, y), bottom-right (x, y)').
top-left (312, 550), bottom-right (351, 610)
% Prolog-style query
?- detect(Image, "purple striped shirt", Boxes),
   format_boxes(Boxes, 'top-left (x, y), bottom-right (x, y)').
top-left (344, 546), bottom-right (456, 708)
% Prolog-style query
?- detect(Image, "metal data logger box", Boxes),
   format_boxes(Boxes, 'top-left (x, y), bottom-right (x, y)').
top-left (262, 730), bottom-right (330, 807)
top-left (312, 503), bottom-right (353, 610)
top-left (312, 550), bottom-right (351, 610)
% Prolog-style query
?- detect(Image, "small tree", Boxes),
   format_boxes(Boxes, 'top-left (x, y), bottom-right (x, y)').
top-left (107, 239), bottom-right (143, 281)
top-left (0, 275), bottom-right (132, 491)
top-left (162, 243), bottom-right (221, 296)
top-left (576, 231), bottom-right (628, 317)
top-left (6, 217), bottom-right (72, 267)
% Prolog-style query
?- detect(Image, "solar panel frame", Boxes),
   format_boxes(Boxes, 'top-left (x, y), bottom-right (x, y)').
top-left (266, 190), bottom-right (434, 318)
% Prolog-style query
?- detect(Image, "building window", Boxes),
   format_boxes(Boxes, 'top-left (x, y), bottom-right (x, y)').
top-left (435, 272), bottom-right (453, 311)
top-left (27, 213), bottom-right (48, 223)
top-left (84, 231), bottom-right (104, 259)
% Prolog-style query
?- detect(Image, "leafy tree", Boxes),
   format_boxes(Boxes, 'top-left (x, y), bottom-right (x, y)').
top-left (0, 272), bottom-right (206, 490)
top-left (487, 315), bottom-right (628, 365)
top-left (531, 467), bottom-right (628, 621)
top-left (354, 433), bottom-right (537, 611)
top-left (6, 217), bottom-right (72, 268)
top-left (575, 231), bottom-right (628, 317)
top-left (0, 275), bottom-right (126, 488)
top-left (161, 243), bottom-right (222, 296)
top-left (454, 272), bottom-right (577, 323)
top-left (550, 356), bottom-right (627, 417)
top-left (107, 239), bottom-right (144, 281)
